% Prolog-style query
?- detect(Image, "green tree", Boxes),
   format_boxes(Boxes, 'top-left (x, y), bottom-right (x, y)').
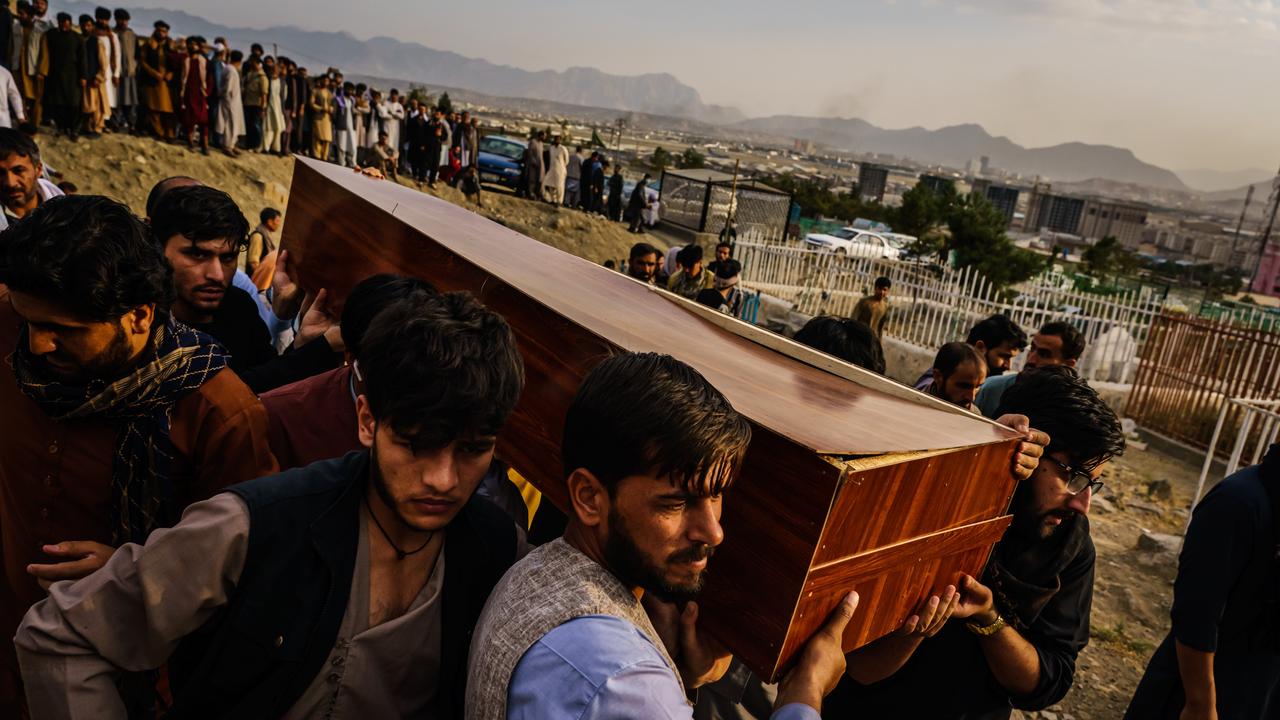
top-left (437, 92), bottom-right (453, 114)
top-left (893, 182), bottom-right (958, 257)
top-left (407, 84), bottom-right (433, 107)
top-left (651, 146), bottom-right (673, 170)
top-left (1081, 236), bottom-right (1139, 279)
top-left (679, 147), bottom-right (706, 169)
top-left (946, 193), bottom-right (1044, 287)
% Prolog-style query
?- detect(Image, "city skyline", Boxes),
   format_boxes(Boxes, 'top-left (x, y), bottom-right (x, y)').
top-left (116, 0), bottom-right (1278, 176)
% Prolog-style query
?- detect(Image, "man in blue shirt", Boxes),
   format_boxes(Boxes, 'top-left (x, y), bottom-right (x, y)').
top-left (467, 352), bottom-right (857, 720)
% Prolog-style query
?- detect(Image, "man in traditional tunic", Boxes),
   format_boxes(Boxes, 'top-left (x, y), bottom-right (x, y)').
top-left (11, 2), bottom-right (47, 127)
top-left (308, 74), bottom-right (334, 161)
top-left (542, 134), bottom-right (569, 205)
top-left (112, 9), bottom-right (136, 131)
top-left (467, 351), bottom-right (860, 719)
top-left (90, 8), bottom-right (119, 129)
top-left (240, 55), bottom-right (267, 150)
top-left (217, 49), bottom-right (243, 156)
top-left (39, 12), bottom-right (78, 136)
top-left (176, 35), bottom-right (208, 154)
top-left (0, 194), bottom-right (276, 711)
top-left (16, 289), bottom-right (526, 718)
top-left (137, 20), bottom-right (174, 139)
top-left (78, 14), bottom-right (110, 136)
top-left (259, 56), bottom-right (285, 154)
top-left (333, 81), bottom-right (356, 167)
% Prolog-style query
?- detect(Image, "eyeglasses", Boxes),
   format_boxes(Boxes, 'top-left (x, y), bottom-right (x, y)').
top-left (1046, 457), bottom-right (1104, 497)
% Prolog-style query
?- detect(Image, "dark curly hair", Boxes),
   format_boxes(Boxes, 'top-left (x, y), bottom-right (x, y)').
top-left (150, 185), bottom-right (249, 252)
top-left (358, 290), bottom-right (524, 450)
top-left (341, 274), bottom-right (437, 358)
top-left (996, 365), bottom-right (1125, 471)
top-left (794, 315), bottom-right (885, 375)
top-left (0, 195), bottom-right (173, 321)
top-left (563, 352), bottom-right (752, 497)
top-left (967, 313), bottom-right (1028, 352)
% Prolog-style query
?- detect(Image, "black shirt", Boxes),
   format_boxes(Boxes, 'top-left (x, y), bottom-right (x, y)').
top-left (189, 286), bottom-right (339, 395)
top-left (824, 535), bottom-right (1095, 719)
top-left (1126, 457), bottom-right (1280, 719)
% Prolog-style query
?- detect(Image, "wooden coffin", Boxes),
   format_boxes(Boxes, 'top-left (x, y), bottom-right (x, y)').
top-left (280, 158), bottom-right (1022, 681)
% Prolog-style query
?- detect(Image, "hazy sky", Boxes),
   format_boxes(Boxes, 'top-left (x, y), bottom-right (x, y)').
top-left (132, 0), bottom-right (1277, 173)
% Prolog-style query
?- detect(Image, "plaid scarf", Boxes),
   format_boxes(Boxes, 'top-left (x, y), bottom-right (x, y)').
top-left (12, 320), bottom-right (228, 545)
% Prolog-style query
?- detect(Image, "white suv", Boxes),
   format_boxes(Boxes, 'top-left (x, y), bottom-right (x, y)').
top-left (803, 227), bottom-right (901, 259)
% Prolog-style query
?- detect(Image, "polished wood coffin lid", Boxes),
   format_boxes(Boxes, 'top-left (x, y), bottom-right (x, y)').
top-left (280, 157), bottom-right (1023, 679)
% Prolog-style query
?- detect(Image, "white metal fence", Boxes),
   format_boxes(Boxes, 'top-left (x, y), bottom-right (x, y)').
top-left (732, 235), bottom-right (1163, 384)
top-left (1191, 397), bottom-right (1280, 530)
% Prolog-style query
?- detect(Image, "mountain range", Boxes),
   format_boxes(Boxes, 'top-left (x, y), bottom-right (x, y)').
top-left (729, 116), bottom-right (1189, 191)
top-left (55, 2), bottom-right (1245, 194)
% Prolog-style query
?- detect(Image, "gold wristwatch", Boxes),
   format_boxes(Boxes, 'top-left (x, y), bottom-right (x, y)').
top-left (966, 613), bottom-right (1007, 636)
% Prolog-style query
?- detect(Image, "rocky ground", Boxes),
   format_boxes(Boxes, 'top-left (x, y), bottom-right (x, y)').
top-left (45, 129), bottom-right (1197, 720)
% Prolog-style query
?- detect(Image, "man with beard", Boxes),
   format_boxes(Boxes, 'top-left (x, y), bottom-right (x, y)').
top-left (0, 195), bottom-right (276, 710)
top-left (0, 128), bottom-right (62, 229)
top-left (467, 351), bottom-right (861, 719)
top-left (151, 184), bottom-right (343, 393)
top-left (967, 313), bottom-right (1028, 378)
top-left (915, 341), bottom-right (987, 411)
top-left (17, 289), bottom-right (527, 718)
top-left (826, 365), bottom-right (1124, 719)
top-left (975, 321), bottom-right (1085, 419)
top-left (626, 241), bottom-right (661, 284)
top-left (137, 20), bottom-right (174, 140)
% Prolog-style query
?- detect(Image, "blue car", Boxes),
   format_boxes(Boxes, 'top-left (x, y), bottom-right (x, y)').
top-left (477, 135), bottom-right (527, 189)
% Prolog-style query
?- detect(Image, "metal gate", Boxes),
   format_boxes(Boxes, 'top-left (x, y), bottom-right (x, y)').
top-left (1126, 312), bottom-right (1280, 451)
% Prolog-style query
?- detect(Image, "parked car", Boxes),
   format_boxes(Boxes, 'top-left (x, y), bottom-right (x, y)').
top-left (477, 135), bottom-right (527, 189)
top-left (803, 227), bottom-right (901, 259)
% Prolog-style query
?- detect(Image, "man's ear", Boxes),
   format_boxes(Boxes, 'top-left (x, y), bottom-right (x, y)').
top-left (123, 303), bottom-right (155, 337)
top-left (355, 394), bottom-right (375, 449)
top-left (1064, 358), bottom-right (1078, 368)
top-left (972, 340), bottom-right (988, 356)
top-left (566, 468), bottom-right (608, 528)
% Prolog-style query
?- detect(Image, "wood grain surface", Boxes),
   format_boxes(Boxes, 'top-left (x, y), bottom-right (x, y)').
top-left (279, 158), bottom-right (1026, 678)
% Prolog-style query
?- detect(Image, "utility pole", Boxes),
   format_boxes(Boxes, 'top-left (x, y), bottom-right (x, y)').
top-left (1252, 167), bottom-right (1280, 293)
top-left (1228, 184), bottom-right (1254, 273)
top-left (724, 158), bottom-right (740, 235)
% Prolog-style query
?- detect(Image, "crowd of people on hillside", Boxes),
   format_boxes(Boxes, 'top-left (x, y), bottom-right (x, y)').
top-left (0, 1), bottom-right (665, 232)
top-left (0, 8), bottom-right (1274, 720)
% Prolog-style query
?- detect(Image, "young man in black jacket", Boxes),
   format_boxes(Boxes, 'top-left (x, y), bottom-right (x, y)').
top-left (151, 183), bottom-right (343, 393)
top-left (16, 289), bottom-right (527, 718)
top-left (827, 366), bottom-right (1124, 719)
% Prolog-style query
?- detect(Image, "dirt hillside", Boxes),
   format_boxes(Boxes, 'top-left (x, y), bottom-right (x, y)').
top-left (39, 131), bottom-right (656, 265)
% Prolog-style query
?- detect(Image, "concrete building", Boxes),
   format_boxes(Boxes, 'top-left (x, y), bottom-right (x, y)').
top-left (1078, 199), bottom-right (1148, 247)
top-left (918, 174), bottom-right (955, 196)
top-left (858, 163), bottom-right (889, 203)
top-left (970, 178), bottom-right (1021, 226)
top-left (1023, 183), bottom-right (1147, 245)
